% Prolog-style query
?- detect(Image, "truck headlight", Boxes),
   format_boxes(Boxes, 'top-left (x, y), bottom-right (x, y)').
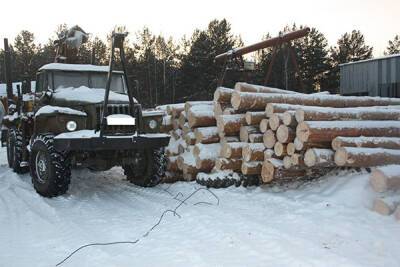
top-left (148, 119), bottom-right (157, 129)
top-left (66, 121), bottom-right (77, 131)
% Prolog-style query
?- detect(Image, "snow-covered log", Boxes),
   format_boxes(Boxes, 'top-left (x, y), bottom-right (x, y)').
top-left (220, 142), bottom-right (247, 158)
top-left (214, 87), bottom-right (234, 103)
top-left (265, 103), bottom-right (304, 118)
top-left (216, 114), bottom-right (246, 135)
top-left (268, 113), bottom-right (284, 131)
top-left (276, 125), bottom-right (296, 144)
top-left (369, 165), bottom-right (400, 193)
top-left (166, 103), bottom-right (185, 118)
top-left (239, 125), bottom-right (260, 142)
top-left (193, 143), bottom-right (221, 158)
top-left (235, 82), bottom-right (298, 94)
top-left (334, 147), bottom-right (400, 167)
top-left (332, 136), bottom-right (400, 151)
top-left (232, 91), bottom-right (400, 111)
top-left (296, 121), bottom-right (400, 143)
top-left (242, 143), bottom-right (265, 162)
top-left (215, 158), bottom-right (242, 171)
top-left (184, 132), bottom-right (196, 145)
top-left (241, 161), bottom-right (263, 175)
top-left (184, 101), bottom-right (213, 115)
top-left (249, 133), bottom-right (264, 143)
top-left (213, 102), bottom-right (231, 116)
top-left (187, 107), bottom-right (216, 128)
top-left (245, 111), bottom-right (266, 125)
top-left (295, 106), bottom-right (400, 123)
top-left (293, 137), bottom-right (330, 151)
top-left (261, 158), bottom-right (306, 183)
top-left (304, 148), bottom-right (335, 167)
top-left (194, 126), bottom-right (219, 144)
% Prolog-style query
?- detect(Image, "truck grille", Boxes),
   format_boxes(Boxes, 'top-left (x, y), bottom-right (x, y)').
top-left (96, 104), bottom-right (136, 135)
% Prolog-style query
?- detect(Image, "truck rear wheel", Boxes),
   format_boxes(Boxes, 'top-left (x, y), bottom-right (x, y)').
top-left (30, 135), bottom-right (71, 197)
top-left (7, 129), bottom-right (29, 174)
top-left (123, 148), bottom-right (166, 187)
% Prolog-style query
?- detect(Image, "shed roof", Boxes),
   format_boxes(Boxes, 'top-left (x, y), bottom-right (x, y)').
top-left (39, 63), bottom-right (122, 73)
top-left (339, 53), bottom-right (400, 67)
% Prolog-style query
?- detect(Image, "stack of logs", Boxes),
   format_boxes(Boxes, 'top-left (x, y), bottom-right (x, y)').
top-left (160, 82), bottom-right (400, 187)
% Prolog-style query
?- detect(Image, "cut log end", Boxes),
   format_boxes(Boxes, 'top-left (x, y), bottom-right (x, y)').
top-left (369, 169), bottom-right (388, 193)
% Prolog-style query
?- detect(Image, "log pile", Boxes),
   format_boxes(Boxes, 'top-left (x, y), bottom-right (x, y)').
top-left (159, 82), bottom-right (400, 189)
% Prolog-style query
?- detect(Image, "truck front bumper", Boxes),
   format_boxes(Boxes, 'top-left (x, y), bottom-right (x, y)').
top-left (53, 130), bottom-right (170, 152)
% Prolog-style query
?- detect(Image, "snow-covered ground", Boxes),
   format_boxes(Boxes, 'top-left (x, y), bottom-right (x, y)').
top-left (0, 146), bottom-right (399, 267)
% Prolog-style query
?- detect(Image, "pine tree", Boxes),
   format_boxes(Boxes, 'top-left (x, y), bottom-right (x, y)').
top-left (323, 30), bottom-right (373, 92)
top-left (385, 35), bottom-right (400, 55)
top-left (13, 30), bottom-right (38, 81)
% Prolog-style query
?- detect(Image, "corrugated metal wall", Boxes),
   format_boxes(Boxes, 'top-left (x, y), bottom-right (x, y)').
top-left (340, 55), bottom-right (400, 97)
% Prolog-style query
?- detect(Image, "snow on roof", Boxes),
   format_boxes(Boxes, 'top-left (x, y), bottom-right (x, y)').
top-left (52, 86), bottom-right (131, 104)
top-left (39, 63), bottom-right (123, 73)
top-left (339, 53), bottom-right (400, 67)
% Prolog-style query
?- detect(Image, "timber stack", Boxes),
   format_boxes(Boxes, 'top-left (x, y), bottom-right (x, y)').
top-left (158, 82), bottom-right (400, 189)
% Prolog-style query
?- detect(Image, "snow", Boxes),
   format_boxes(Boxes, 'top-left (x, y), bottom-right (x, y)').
top-left (373, 165), bottom-right (400, 178)
top-left (106, 114), bottom-right (135, 126)
top-left (52, 86), bottom-right (131, 104)
top-left (55, 130), bottom-right (100, 139)
top-left (0, 81), bottom-right (36, 96)
top-left (39, 63), bottom-right (113, 73)
top-left (35, 105), bottom-right (87, 117)
top-left (197, 170), bottom-right (241, 182)
top-left (0, 147), bottom-right (400, 266)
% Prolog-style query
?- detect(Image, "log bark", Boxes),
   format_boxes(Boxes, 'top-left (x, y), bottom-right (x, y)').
top-left (194, 126), bottom-right (219, 144)
top-left (216, 114), bottom-right (246, 135)
top-left (235, 82), bottom-right (298, 94)
top-left (276, 125), bottom-right (296, 143)
top-left (184, 132), bottom-right (196, 145)
top-left (215, 158), bottom-right (242, 171)
top-left (249, 133), bottom-right (264, 143)
top-left (242, 143), bottom-right (265, 162)
top-left (245, 111), bottom-right (266, 125)
top-left (304, 148), bottom-right (335, 167)
top-left (241, 161), bottom-right (263, 175)
top-left (263, 130), bottom-right (276, 149)
top-left (332, 136), bottom-right (400, 151)
top-left (184, 101), bottom-right (213, 115)
top-left (266, 103), bottom-right (304, 118)
top-left (220, 142), bottom-right (247, 158)
top-left (240, 125), bottom-right (260, 142)
top-left (294, 137), bottom-right (331, 151)
top-left (187, 107), bottom-right (216, 128)
top-left (295, 106), bottom-right (400, 123)
top-left (274, 142), bottom-right (287, 157)
top-left (214, 87), bottom-right (234, 103)
top-left (334, 147), bottom-right (400, 167)
top-left (296, 121), bottom-right (400, 143)
top-left (220, 136), bottom-right (240, 146)
top-left (195, 157), bottom-right (215, 172)
top-left (232, 91), bottom-right (400, 111)
top-left (268, 113), bottom-right (284, 131)
top-left (259, 118), bottom-right (269, 133)
top-left (369, 165), bottom-right (400, 193)
top-left (261, 158), bottom-right (306, 183)
top-left (167, 156), bottom-right (179, 172)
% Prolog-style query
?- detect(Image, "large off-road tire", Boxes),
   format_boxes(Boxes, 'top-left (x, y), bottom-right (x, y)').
top-left (29, 135), bottom-right (71, 197)
top-left (7, 129), bottom-right (29, 174)
top-left (123, 148), bottom-right (166, 187)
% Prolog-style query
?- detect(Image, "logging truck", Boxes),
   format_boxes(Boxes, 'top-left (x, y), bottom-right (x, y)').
top-left (2, 27), bottom-right (170, 197)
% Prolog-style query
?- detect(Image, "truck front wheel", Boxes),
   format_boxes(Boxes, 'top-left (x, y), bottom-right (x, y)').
top-left (30, 135), bottom-right (71, 197)
top-left (123, 148), bottom-right (166, 187)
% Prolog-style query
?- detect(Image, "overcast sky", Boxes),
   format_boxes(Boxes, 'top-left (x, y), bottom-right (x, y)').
top-left (0, 0), bottom-right (398, 56)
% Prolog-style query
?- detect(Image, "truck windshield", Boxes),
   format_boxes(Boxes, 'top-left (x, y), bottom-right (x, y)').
top-left (52, 71), bottom-right (126, 94)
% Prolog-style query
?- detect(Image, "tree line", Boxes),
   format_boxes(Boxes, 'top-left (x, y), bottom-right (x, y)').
top-left (0, 19), bottom-right (399, 107)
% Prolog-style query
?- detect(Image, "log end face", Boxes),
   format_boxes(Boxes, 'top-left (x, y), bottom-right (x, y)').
top-left (304, 149), bottom-right (316, 167)
top-left (334, 148), bottom-right (348, 166)
top-left (231, 91), bottom-right (241, 110)
top-left (369, 169), bottom-right (388, 193)
top-left (296, 122), bottom-right (310, 143)
top-left (261, 161), bottom-right (274, 183)
top-left (372, 198), bottom-right (392, 216)
top-left (295, 109), bottom-right (304, 123)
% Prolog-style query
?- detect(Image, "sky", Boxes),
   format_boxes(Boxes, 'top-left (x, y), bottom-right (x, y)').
top-left (0, 0), bottom-right (399, 56)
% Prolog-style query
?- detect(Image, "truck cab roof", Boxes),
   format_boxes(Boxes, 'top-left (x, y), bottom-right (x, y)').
top-left (39, 63), bottom-right (123, 74)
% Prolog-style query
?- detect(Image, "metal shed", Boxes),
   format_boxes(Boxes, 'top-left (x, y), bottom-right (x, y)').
top-left (339, 54), bottom-right (400, 97)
